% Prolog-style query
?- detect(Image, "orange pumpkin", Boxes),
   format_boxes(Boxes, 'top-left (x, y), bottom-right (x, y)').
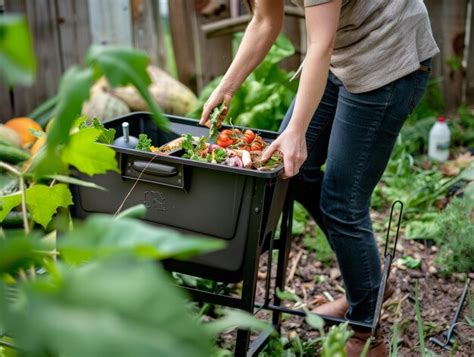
top-left (5, 117), bottom-right (43, 148)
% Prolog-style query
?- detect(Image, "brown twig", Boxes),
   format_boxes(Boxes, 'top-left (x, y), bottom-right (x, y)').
top-left (288, 249), bottom-right (304, 282)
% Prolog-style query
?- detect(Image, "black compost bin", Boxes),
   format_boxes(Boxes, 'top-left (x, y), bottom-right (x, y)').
top-left (70, 112), bottom-right (288, 283)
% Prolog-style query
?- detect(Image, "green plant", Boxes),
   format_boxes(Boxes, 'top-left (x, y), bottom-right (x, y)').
top-left (434, 196), bottom-right (474, 274)
top-left (275, 288), bottom-right (353, 356)
top-left (188, 33), bottom-right (298, 131)
top-left (292, 201), bottom-right (309, 235)
top-left (414, 282), bottom-right (426, 357)
top-left (0, 15), bottom-right (271, 356)
top-left (397, 256), bottom-right (422, 270)
top-left (303, 227), bottom-right (335, 266)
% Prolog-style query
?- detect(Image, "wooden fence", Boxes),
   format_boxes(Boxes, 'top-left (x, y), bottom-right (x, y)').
top-left (1, 0), bottom-right (473, 122)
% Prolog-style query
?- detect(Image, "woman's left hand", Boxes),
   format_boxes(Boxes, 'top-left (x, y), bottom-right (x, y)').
top-left (261, 128), bottom-right (307, 179)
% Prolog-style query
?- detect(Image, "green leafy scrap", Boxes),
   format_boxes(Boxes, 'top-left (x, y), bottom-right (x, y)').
top-left (62, 128), bottom-right (119, 176)
top-left (85, 46), bottom-right (168, 131)
top-left (79, 118), bottom-right (116, 144)
top-left (136, 133), bottom-right (152, 152)
top-left (208, 105), bottom-right (226, 140)
top-left (0, 15), bottom-right (37, 86)
top-left (25, 184), bottom-right (73, 228)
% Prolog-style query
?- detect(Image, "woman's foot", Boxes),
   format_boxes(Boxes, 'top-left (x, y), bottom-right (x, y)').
top-left (346, 329), bottom-right (388, 357)
top-left (311, 282), bottom-right (395, 319)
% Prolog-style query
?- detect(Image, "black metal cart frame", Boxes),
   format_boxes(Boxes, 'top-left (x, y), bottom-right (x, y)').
top-left (70, 113), bottom-right (403, 356)
top-left (181, 192), bottom-right (403, 356)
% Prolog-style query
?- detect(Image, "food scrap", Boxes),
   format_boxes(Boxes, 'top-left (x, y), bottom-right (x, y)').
top-left (132, 126), bottom-right (282, 171)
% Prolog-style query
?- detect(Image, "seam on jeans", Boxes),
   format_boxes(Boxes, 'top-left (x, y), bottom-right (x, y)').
top-left (300, 116), bottom-right (334, 176)
top-left (345, 83), bottom-right (393, 220)
top-left (358, 82), bottom-right (396, 320)
top-left (349, 81), bottom-right (396, 221)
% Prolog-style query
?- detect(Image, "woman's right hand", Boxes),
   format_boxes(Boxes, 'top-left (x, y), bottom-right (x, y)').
top-left (199, 86), bottom-right (233, 128)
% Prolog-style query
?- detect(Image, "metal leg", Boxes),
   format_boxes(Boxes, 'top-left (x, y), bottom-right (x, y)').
top-left (371, 200), bottom-right (403, 335)
top-left (235, 182), bottom-right (268, 357)
top-left (272, 187), bottom-right (294, 329)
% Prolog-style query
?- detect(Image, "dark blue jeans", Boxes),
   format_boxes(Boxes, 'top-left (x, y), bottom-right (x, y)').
top-left (280, 59), bottom-right (431, 325)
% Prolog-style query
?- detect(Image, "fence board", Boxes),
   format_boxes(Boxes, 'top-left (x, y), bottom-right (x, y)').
top-left (131, 0), bottom-right (160, 64)
top-left (151, 0), bottom-right (167, 68)
top-left (281, 1), bottom-right (303, 71)
top-left (465, 0), bottom-right (474, 105)
top-left (194, 3), bottom-right (233, 90)
top-left (425, 0), bottom-right (444, 80)
top-left (56, 0), bottom-right (91, 69)
top-left (88, 0), bottom-right (133, 46)
top-left (0, 85), bottom-right (13, 122)
top-left (4, 0), bottom-right (63, 116)
top-left (168, 0), bottom-right (198, 92)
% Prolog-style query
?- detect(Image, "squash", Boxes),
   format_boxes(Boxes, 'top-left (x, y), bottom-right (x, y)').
top-left (0, 124), bottom-right (21, 148)
top-left (81, 91), bottom-right (130, 122)
top-left (4, 117), bottom-right (43, 148)
top-left (94, 66), bottom-right (197, 116)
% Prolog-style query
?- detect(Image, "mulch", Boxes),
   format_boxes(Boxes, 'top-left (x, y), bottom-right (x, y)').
top-left (217, 211), bottom-right (474, 356)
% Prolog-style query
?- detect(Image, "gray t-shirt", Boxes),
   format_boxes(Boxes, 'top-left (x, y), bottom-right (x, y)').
top-left (291, 0), bottom-right (440, 93)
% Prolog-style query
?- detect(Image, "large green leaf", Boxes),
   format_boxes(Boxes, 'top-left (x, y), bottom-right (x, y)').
top-left (0, 231), bottom-right (48, 275)
top-left (0, 192), bottom-right (21, 222)
top-left (25, 184), bottom-right (73, 228)
top-left (252, 33), bottom-right (294, 81)
top-left (5, 257), bottom-right (214, 357)
top-left (33, 66), bottom-right (94, 178)
top-left (86, 46), bottom-right (168, 131)
top-left (59, 215), bottom-right (225, 264)
top-left (62, 127), bottom-right (119, 176)
top-left (47, 66), bottom-right (94, 148)
top-left (0, 15), bottom-right (37, 86)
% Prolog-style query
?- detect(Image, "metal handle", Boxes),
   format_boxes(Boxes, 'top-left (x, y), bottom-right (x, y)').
top-left (132, 161), bottom-right (178, 177)
top-left (384, 200), bottom-right (404, 259)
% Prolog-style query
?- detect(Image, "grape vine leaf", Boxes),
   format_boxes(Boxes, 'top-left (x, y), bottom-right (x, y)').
top-left (0, 192), bottom-right (21, 222)
top-left (85, 46), bottom-right (169, 131)
top-left (25, 184), bottom-right (73, 228)
top-left (61, 127), bottom-right (119, 176)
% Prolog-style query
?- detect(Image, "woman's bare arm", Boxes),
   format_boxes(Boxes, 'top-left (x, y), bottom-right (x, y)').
top-left (200, 0), bottom-right (284, 124)
top-left (263, 0), bottom-right (341, 177)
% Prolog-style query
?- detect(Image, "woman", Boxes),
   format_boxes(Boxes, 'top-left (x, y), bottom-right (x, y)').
top-left (200, 0), bottom-right (438, 355)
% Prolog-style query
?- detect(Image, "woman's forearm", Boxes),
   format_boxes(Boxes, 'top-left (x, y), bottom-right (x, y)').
top-left (286, 44), bottom-right (333, 134)
top-left (219, 16), bottom-right (282, 94)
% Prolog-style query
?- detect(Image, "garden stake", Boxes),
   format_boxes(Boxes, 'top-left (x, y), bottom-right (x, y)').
top-left (429, 278), bottom-right (471, 350)
top-left (371, 200), bottom-right (403, 337)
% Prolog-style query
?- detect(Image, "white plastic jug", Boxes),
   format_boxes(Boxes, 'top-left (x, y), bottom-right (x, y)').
top-left (428, 116), bottom-right (450, 162)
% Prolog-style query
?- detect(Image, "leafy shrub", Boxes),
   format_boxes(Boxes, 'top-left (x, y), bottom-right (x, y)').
top-left (434, 196), bottom-right (474, 274)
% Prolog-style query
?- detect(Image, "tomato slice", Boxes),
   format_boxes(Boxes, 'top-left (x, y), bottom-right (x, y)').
top-left (217, 131), bottom-right (236, 148)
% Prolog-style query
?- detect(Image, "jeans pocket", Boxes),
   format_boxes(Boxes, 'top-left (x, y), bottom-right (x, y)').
top-left (409, 66), bottom-right (432, 113)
